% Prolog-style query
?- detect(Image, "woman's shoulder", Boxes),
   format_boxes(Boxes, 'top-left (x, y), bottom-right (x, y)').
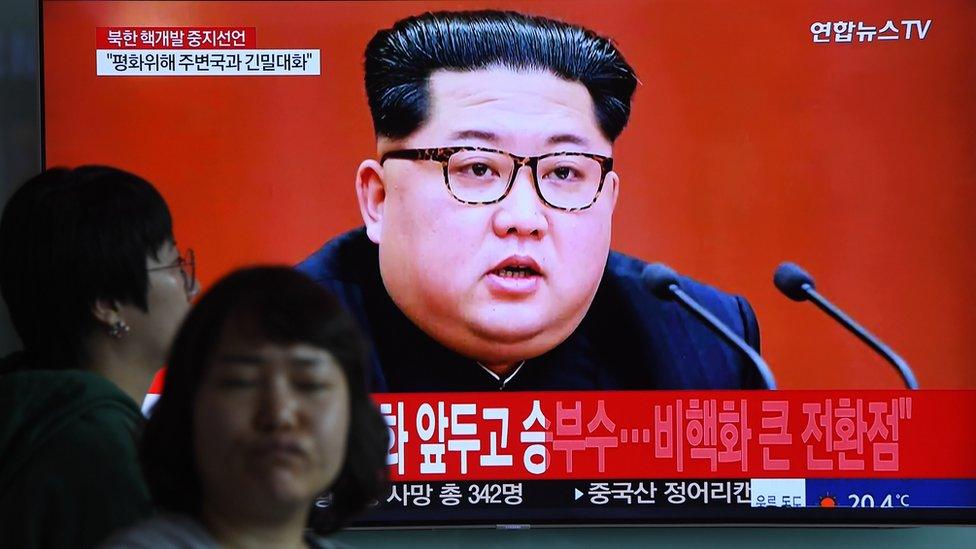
top-left (305, 531), bottom-right (356, 549)
top-left (100, 513), bottom-right (217, 549)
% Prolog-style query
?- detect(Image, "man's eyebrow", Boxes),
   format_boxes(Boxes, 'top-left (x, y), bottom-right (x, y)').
top-left (450, 129), bottom-right (499, 142)
top-left (547, 133), bottom-right (590, 147)
top-left (450, 130), bottom-right (591, 148)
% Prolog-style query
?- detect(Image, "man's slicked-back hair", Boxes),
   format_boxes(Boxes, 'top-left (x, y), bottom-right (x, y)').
top-left (0, 166), bottom-right (173, 370)
top-left (365, 10), bottom-right (638, 142)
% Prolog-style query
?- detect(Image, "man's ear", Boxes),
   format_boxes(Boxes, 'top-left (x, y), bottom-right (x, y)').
top-left (355, 159), bottom-right (386, 244)
top-left (607, 171), bottom-right (620, 212)
top-left (91, 298), bottom-right (122, 328)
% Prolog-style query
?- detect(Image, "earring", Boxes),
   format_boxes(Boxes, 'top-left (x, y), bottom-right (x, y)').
top-left (107, 320), bottom-right (130, 339)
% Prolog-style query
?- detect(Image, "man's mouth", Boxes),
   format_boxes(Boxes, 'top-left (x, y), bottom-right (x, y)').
top-left (488, 255), bottom-right (544, 278)
top-left (485, 255), bottom-right (544, 296)
top-left (492, 265), bottom-right (541, 278)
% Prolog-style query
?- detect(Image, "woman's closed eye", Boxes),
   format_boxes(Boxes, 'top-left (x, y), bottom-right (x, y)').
top-left (215, 376), bottom-right (259, 389)
top-left (292, 379), bottom-right (330, 392)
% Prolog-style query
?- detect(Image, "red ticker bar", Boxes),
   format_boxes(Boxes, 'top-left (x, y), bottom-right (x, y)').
top-left (373, 390), bottom-right (976, 481)
top-left (96, 27), bottom-right (256, 49)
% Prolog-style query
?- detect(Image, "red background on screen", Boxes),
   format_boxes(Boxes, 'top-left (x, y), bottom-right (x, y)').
top-left (42, 1), bottom-right (976, 389)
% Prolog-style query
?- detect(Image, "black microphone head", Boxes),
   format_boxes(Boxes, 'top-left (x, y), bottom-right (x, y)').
top-left (774, 262), bottom-right (815, 301)
top-left (642, 262), bottom-right (681, 299)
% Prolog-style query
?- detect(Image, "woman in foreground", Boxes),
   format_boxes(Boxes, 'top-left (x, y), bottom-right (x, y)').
top-left (106, 267), bottom-right (387, 548)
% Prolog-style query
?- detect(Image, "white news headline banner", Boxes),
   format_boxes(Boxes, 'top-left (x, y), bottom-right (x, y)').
top-left (96, 49), bottom-right (321, 76)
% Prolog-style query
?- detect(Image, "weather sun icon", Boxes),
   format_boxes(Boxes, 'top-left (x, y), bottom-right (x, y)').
top-left (819, 494), bottom-right (838, 508)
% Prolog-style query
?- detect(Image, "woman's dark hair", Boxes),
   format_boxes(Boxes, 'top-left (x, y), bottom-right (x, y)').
top-left (140, 266), bottom-right (388, 534)
top-left (365, 10), bottom-right (638, 141)
top-left (0, 165), bottom-right (174, 370)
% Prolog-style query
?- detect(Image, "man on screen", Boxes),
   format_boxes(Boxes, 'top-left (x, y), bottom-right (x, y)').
top-left (298, 10), bottom-right (765, 391)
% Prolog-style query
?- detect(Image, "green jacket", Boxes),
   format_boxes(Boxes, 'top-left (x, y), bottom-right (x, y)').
top-left (0, 354), bottom-right (152, 548)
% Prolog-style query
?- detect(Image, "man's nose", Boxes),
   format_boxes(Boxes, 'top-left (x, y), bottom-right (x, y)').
top-left (253, 378), bottom-right (299, 432)
top-left (491, 165), bottom-right (549, 238)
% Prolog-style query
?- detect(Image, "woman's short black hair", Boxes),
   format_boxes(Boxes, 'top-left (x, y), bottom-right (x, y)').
top-left (0, 165), bottom-right (174, 370)
top-left (365, 10), bottom-right (638, 142)
top-left (140, 266), bottom-right (388, 534)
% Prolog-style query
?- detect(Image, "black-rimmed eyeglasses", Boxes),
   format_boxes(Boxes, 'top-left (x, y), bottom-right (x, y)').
top-left (380, 147), bottom-right (613, 211)
top-left (148, 248), bottom-right (196, 295)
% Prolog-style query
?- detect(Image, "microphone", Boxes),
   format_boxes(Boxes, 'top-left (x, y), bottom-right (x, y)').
top-left (643, 263), bottom-right (777, 390)
top-left (773, 262), bottom-right (918, 390)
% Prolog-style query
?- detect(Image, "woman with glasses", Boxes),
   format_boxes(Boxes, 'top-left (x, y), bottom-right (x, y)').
top-left (104, 267), bottom-right (387, 548)
top-left (0, 165), bottom-right (198, 548)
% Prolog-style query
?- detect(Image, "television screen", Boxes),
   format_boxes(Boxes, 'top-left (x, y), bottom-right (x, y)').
top-left (40, 0), bottom-right (976, 527)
